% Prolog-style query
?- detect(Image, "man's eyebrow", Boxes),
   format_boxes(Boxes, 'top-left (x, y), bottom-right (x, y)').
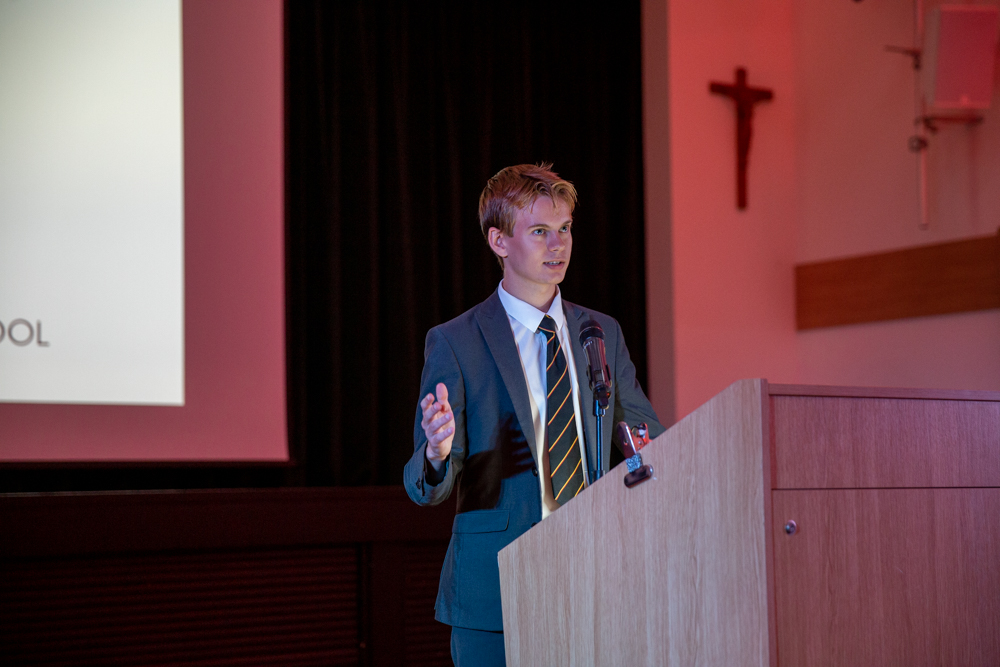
top-left (528, 219), bottom-right (572, 229)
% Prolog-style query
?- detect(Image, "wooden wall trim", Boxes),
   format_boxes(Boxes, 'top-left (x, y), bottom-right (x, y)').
top-left (795, 230), bottom-right (1000, 330)
top-left (0, 486), bottom-right (455, 558)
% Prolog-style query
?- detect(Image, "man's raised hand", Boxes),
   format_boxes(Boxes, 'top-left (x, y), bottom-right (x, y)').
top-left (421, 382), bottom-right (455, 471)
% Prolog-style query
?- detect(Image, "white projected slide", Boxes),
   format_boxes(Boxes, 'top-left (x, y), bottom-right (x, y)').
top-left (0, 0), bottom-right (184, 404)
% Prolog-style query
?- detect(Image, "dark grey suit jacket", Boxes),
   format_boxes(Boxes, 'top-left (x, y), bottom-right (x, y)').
top-left (403, 290), bottom-right (664, 631)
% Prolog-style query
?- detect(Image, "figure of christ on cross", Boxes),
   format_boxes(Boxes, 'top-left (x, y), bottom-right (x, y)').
top-left (710, 67), bottom-right (773, 210)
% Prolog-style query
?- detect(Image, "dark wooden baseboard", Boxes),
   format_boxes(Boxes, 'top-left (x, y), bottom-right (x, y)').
top-left (796, 230), bottom-right (1000, 330)
top-left (0, 487), bottom-right (455, 667)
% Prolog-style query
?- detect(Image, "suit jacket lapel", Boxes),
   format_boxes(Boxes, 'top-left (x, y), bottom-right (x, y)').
top-left (476, 291), bottom-right (539, 466)
top-left (564, 300), bottom-right (598, 474)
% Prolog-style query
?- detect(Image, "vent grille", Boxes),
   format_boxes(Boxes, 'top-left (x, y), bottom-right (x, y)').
top-left (402, 541), bottom-right (451, 666)
top-left (0, 546), bottom-right (360, 667)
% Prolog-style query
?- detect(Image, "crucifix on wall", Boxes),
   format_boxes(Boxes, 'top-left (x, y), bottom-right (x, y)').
top-left (710, 68), bottom-right (773, 210)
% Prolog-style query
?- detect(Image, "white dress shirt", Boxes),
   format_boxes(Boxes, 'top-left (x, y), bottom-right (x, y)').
top-left (497, 282), bottom-right (588, 519)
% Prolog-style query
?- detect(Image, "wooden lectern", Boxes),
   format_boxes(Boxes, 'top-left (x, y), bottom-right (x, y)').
top-left (498, 380), bottom-right (1000, 666)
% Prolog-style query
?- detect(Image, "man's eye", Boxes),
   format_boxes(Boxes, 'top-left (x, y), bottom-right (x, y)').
top-left (532, 229), bottom-right (545, 235)
top-left (561, 226), bottom-right (571, 232)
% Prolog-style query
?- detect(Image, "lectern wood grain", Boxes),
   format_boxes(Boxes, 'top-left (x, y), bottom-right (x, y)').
top-left (498, 379), bottom-right (773, 667)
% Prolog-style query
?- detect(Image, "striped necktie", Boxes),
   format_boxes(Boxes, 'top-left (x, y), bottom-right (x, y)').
top-left (538, 315), bottom-right (583, 506)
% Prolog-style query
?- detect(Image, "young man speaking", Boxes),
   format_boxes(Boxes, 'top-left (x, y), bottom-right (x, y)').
top-left (404, 163), bottom-right (664, 666)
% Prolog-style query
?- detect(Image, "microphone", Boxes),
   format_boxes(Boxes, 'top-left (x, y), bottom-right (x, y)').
top-left (579, 319), bottom-right (612, 409)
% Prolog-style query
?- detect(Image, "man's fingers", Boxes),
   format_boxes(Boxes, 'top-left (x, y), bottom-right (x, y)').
top-left (422, 385), bottom-right (451, 421)
top-left (427, 411), bottom-right (453, 433)
top-left (420, 385), bottom-right (454, 446)
top-left (422, 402), bottom-right (449, 428)
top-left (420, 394), bottom-right (438, 417)
top-left (428, 424), bottom-right (454, 445)
top-left (421, 399), bottom-right (443, 424)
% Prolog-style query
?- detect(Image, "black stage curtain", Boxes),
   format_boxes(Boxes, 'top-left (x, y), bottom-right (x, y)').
top-left (286, 0), bottom-right (649, 486)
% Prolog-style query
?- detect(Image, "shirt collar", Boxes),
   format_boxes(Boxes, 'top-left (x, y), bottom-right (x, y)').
top-left (497, 281), bottom-right (566, 334)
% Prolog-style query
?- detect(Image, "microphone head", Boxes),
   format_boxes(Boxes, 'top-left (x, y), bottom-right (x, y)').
top-left (579, 319), bottom-right (605, 345)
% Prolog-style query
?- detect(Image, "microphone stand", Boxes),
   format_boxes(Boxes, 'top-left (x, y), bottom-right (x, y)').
top-left (580, 319), bottom-right (613, 485)
top-left (591, 387), bottom-right (610, 483)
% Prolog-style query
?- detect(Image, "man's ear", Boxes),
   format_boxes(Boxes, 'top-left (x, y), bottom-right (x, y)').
top-left (488, 227), bottom-right (508, 258)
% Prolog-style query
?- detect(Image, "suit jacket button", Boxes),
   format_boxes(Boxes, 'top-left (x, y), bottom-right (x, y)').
top-left (531, 466), bottom-right (538, 476)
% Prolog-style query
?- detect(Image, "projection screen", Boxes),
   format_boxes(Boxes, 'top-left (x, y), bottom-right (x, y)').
top-left (0, 0), bottom-right (184, 405)
top-left (0, 0), bottom-right (288, 461)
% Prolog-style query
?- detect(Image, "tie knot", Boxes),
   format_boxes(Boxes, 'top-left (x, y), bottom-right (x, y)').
top-left (537, 315), bottom-right (557, 336)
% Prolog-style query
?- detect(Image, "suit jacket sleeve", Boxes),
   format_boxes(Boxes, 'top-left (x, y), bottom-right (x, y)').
top-left (403, 326), bottom-right (468, 506)
top-left (610, 318), bottom-right (667, 442)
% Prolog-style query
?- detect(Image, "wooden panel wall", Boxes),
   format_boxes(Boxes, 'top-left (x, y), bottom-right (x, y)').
top-left (0, 488), bottom-right (454, 667)
top-left (795, 230), bottom-right (1000, 329)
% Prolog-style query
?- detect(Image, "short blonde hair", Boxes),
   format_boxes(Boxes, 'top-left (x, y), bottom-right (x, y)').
top-left (478, 163), bottom-right (578, 267)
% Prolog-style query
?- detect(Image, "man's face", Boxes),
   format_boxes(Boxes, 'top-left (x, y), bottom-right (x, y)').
top-left (489, 196), bottom-right (573, 305)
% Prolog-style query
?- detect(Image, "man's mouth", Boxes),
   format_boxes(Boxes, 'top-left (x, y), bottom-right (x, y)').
top-left (544, 260), bottom-right (564, 266)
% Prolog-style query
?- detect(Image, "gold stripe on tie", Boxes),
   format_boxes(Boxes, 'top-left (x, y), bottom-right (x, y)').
top-left (546, 366), bottom-right (567, 399)
top-left (555, 459), bottom-right (582, 501)
top-left (548, 418), bottom-right (574, 453)
top-left (550, 436), bottom-right (577, 476)
top-left (548, 391), bottom-right (571, 426)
